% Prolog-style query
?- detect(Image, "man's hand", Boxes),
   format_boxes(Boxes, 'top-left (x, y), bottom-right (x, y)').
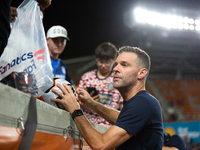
top-left (76, 87), bottom-right (95, 108)
top-left (51, 83), bottom-right (80, 114)
top-left (36, 0), bottom-right (51, 9)
top-left (90, 91), bottom-right (101, 102)
top-left (10, 7), bottom-right (17, 23)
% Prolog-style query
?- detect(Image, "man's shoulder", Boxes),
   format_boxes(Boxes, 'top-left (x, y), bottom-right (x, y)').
top-left (127, 91), bottom-right (160, 108)
top-left (135, 90), bottom-right (157, 101)
top-left (131, 90), bottom-right (150, 100)
top-left (58, 59), bottom-right (66, 66)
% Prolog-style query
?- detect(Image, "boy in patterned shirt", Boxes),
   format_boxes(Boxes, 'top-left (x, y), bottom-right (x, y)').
top-left (78, 42), bottom-right (123, 128)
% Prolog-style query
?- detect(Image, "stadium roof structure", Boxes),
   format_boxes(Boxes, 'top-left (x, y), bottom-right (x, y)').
top-left (117, 24), bottom-right (200, 79)
top-left (121, 0), bottom-right (200, 79)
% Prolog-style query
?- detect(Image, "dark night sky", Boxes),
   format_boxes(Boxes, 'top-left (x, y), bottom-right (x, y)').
top-left (42, 0), bottom-right (200, 60)
top-left (42, 0), bottom-right (137, 60)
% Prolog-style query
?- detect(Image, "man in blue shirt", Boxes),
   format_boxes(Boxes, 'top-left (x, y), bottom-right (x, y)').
top-left (46, 25), bottom-right (74, 85)
top-left (52, 46), bottom-right (163, 149)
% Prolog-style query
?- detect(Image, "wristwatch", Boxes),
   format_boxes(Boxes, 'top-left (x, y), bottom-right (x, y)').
top-left (71, 109), bottom-right (83, 120)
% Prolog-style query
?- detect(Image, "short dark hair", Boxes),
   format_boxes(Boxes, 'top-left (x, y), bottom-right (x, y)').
top-left (95, 42), bottom-right (117, 59)
top-left (118, 46), bottom-right (151, 77)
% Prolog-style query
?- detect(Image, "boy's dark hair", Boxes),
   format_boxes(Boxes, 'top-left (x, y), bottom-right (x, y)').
top-left (95, 42), bottom-right (117, 59)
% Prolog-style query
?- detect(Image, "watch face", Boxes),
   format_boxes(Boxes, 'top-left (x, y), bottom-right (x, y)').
top-left (72, 109), bottom-right (83, 120)
top-left (75, 110), bottom-right (83, 116)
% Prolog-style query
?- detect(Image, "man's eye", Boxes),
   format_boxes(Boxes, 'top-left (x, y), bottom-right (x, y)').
top-left (122, 63), bottom-right (127, 66)
top-left (53, 39), bottom-right (58, 43)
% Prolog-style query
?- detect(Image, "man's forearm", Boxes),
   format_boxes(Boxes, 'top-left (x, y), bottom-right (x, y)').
top-left (89, 100), bottom-right (120, 125)
top-left (74, 115), bottom-right (104, 149)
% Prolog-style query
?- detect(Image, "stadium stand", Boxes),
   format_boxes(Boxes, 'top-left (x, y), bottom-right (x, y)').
top-left (147, 79), bottom-right (200, 122)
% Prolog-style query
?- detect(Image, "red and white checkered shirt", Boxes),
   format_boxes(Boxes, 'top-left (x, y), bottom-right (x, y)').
top-left (78, 69), bottom-right (123, 128)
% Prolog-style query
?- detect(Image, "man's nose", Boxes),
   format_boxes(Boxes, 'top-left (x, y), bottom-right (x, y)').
top-left (113, 65), bottom-right (118, 72)
top-left (57, 41), bottom-right (63, 46)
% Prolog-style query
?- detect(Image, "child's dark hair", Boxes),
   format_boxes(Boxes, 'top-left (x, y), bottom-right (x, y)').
top-left (95, 42), bottom-right (117, 59)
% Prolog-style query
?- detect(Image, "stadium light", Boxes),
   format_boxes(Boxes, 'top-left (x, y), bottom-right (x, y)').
top-left (133, 8), bottom-right (200, 32)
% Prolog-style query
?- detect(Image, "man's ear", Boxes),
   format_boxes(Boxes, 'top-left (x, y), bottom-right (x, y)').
top-left (137, 68), bottom-right (148, 80)
top-left (46, 37), bottom-right (49, 44)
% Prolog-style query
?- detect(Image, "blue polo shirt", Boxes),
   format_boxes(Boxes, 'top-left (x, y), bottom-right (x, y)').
top-left (50, 57), bottom-right (74, 85)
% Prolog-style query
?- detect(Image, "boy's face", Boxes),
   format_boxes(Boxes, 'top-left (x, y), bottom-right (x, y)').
top-left (47, 37), bottom-right (66, 58)
top-left (96, 58), bottom-right (115, 75)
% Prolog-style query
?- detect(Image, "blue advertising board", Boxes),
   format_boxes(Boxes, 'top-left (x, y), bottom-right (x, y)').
top-left (164, 121), bottom-right (200, 143)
